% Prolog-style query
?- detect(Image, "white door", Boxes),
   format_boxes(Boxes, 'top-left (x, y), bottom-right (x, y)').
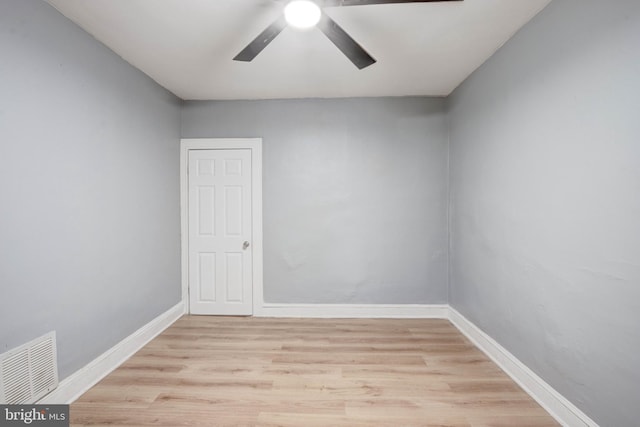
top-left (188, 149), bottom-right (253, 315)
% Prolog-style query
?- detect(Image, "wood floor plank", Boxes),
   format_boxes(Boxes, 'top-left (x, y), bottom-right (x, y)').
top-left (70, 316), bottom-right (559, 426)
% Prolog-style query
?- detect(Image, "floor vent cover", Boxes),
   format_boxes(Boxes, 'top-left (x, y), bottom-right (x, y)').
top-left (0, 332), bottom-right (59, 404)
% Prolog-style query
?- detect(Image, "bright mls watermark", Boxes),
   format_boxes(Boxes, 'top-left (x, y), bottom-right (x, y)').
top-left (0, 405), bottom-right (68, 426)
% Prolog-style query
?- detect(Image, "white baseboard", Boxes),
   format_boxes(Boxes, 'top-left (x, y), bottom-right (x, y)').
top-left (37, 299), bottom-right (597, 427)
top-left (39, 301), bottom-right (185, 404)
top-left (255, 303), bottom-right (449, 318)
top-left (448, 307), bottom-right (598, 427)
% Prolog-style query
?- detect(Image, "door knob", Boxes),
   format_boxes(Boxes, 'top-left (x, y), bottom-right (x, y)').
top-left (243, 241), bottom-right (250, 250)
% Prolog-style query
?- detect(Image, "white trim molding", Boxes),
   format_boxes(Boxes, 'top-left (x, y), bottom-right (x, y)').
top-left (35, 300), bottom-right (599, 427)
top-left (180, 138), bottom-right (264, 315)
top-left (39, 301), bottom-right (185, 404)
top-left (448, 307), bottom-right (599, 427)
top-left (255, 303), bottom-right (449, 318)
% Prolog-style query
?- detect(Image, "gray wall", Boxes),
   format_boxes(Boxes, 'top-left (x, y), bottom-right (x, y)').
top-left (447, 0), bottom-right (640, 425)
top-left (0, 0), bottom-right (182, 379)
top-left (182, 98), bottom-right (449, 303)
top-left (5, 0), bottom-right (636, 423)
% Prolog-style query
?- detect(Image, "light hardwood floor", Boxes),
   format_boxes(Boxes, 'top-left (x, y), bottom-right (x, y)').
top-left (71, 316), bottom-right (559, 426)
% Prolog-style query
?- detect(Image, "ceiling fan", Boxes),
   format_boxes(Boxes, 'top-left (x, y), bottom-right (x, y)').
top-left (234, 0), bottom-right (462, 70)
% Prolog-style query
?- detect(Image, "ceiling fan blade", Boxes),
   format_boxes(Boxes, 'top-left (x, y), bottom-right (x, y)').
top-left (317, 13), bottom-right (376, 69)
top-left (321, 0), bottom-right (462, 7)
top-left (233, 15), bottom-right (288, 62)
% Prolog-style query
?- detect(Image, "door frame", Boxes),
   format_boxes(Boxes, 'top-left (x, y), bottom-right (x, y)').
top-left (180, 138), bottom-right (263, 315)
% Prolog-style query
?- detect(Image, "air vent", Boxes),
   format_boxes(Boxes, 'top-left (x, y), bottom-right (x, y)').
top-left (0, 332), bottom-right (58, 404)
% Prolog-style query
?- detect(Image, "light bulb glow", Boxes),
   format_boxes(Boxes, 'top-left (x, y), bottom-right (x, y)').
top-left (284, 0), bottom-right (321, 30)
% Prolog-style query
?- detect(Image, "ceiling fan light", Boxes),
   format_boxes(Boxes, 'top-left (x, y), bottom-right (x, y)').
top-left (284, 0), bottom-right (321, 30)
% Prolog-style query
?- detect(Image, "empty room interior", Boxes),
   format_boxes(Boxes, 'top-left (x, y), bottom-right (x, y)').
top-left (1, 0), bottom-right (639, 426)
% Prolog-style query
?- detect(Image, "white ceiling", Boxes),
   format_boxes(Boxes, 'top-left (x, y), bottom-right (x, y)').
top-left (45, 0), bottom-right (551, 100)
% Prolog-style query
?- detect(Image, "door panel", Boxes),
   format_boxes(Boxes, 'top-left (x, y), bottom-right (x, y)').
top-left (188, 149), bottom-right (252, 315)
